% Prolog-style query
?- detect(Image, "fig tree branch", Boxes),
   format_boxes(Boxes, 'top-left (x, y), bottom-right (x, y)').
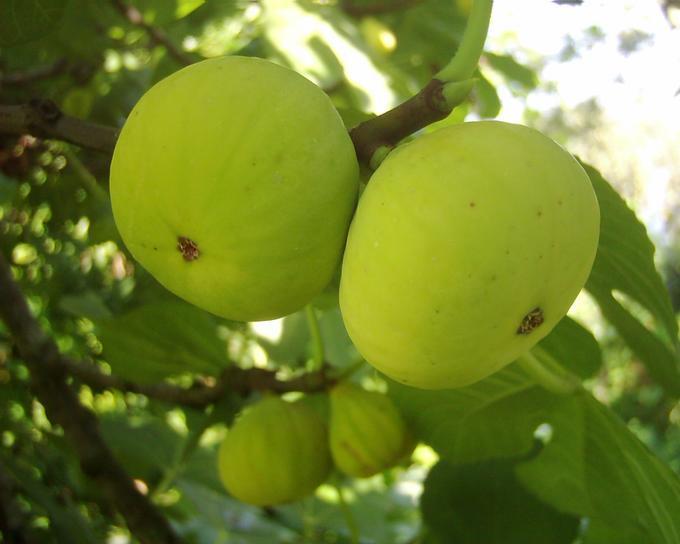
top-left (65, 358), bottom-right (334, 408)
top-left (349, 79), bottom-right (453, 164)
top-left (0, 251), bottom-right (184, 544)
top-left (0, 59), bottom-right (69, 87)
top-left (110, 0), bottom-right (195, 66)
top-left (0, 462), bottom-right (39, 544)
top-left (0, 100), bottom-right (118, 154)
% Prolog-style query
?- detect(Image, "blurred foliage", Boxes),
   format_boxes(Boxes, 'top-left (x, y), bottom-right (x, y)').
top-left (1, 1), bottom-right (679, 543)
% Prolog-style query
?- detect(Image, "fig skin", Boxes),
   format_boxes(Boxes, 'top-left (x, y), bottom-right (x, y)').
top-left (329, 382), bottom-right (412, 478)
top-left (217, 396), bottom-right (332, 506)
top-left (339, 121), bottom-right (600, 389)
top-left (110, 56), bottom-right (359, 322)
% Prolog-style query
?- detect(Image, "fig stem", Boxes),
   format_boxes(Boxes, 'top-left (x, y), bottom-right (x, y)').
top-left (435, 0), bottom-right (493, 82)
top-left (305, 305), bottom-right (325, 371)
top-left (333, 357), bottom-right (368, 381)
top-left (62, 144), bottom-right (109, 204)
top-left (516, 348), bottom-right (581, 395)
top-left (335, 481), bottom-right (360, 544)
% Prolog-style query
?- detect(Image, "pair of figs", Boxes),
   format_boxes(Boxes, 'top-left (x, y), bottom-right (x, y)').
top-left (111, 56), bottom-right (600, 390)
top-left (217, 383), bottom-right (411, 506)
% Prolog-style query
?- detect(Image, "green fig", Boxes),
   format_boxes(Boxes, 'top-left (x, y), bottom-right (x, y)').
top-left (329, 382), bottom-right (412, 478)
top-left (340, 121), bottom-right (600, 389)
top-left (110, 55), bottom-right (359, 322)
top-left (217, 395), bottom-right (332, 506)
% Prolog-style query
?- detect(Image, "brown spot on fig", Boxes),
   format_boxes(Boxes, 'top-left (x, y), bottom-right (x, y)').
top-left (517, 307), bottom-right (544, 335)
top-left (469, 201), bottom-right (476, 208)
top-left (177, 236), bottom-right (200, 261)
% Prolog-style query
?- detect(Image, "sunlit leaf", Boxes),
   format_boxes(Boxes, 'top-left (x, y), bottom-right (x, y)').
top-left (583, 162), bottom-right (680, 394)
top-left (97, 300), bottom-right (229, 382)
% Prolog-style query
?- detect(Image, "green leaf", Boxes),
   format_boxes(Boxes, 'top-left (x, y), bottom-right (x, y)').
top-left (484, 52), bottom-right (538, 90)
top-left (393, 364), bottom-right (680, 544)
top-left (97, 300), bottom-right (229, 382)
top-left (583, 162), bottom-right (680, 394)
top-left (590, 287), bottom-right (680, 395)
top-left (421, 459), bottom-right (580, 543)
top-left (0, 173), bottom-right (18, 205)
top-left (59, 290), bottom-right (112, 321)
top-left (516, 393), bottom-right (680, 544)
top-left (389, 366), bottom-right (559, 463)
top-left (581, 519), bottom-right (647, 544)
top-left (537, 316), bottom-right (602, 379)
top-left (262, 0), bottom-right (410, 112)
top-left (100, 412), bottom-right (182, 483)
top-left (0, 0), bottom-right (68, 46)
top-left (473, 69), bottom-right (501, 118)
top-left (382, 0), bottom-right (466, 86)
top-left (131, 0), bottom-right (205, 25)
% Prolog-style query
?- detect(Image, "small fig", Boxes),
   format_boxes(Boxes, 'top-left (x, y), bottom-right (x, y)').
top-left (329, 382), bottom-right (412, 478)
top-left (217, 395), bottom-right (332, 506)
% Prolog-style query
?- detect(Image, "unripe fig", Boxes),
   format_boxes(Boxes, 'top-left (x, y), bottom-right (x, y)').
top-left (329, 382), bottom-right (412, 478)
top-left (110, 56), bottom-right (359, 322)
top-left (340, 121), bottom-right (600, 389)
top-left (217, 395), bottom-right (332, 506)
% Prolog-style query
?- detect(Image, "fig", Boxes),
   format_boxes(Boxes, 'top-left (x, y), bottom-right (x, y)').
top-left (217, 395), bottom-right (332, 506)
top-left (329, 382), bottom-right (412, 478)
top-left (110, 56), bottom-right (359, 322)
top-left (339, 121), bottom-right (600, 389)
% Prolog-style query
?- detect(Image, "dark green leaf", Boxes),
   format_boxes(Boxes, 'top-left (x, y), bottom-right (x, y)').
top-left (583, 162), bottom-right (680, 394)
top-left (0, 0), bottom-right (68, 46)
top-left (100, 412), bottom-right (182, 483)
top-left (389, 367), bottom-right (560, 463)
top-left (516, 393), bottom-right (680, 544)
top-left (537, 316), bottom-right (602, 379)
top-left (485, 52), bottom-right (538, 90)
top-left (97, 300), bottom-right (229, 382)
top-left (0, 172), bottom-right (18, 204)
top-left (421, 459), bottom-right (580, 543)
top-left (59, 290), bottom-right (112, 320)
top-left (473, 70), bottom-right (501, 118)
top-left (581, 519), bottom-right (647, 544)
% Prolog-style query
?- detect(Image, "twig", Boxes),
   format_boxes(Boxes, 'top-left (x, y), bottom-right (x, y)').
top-left (0, 251), bottom-right (184, 544)
top-left (0, 100), bottom-right (118, 154)
top-left (0, 59), bottom-right (69, 87)
top-left (349, 79), bottom-right (451, 164)
top-left (66, 358), bottom-right (334, 408)
top-left (110, 0), bottom-right (195, 66)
